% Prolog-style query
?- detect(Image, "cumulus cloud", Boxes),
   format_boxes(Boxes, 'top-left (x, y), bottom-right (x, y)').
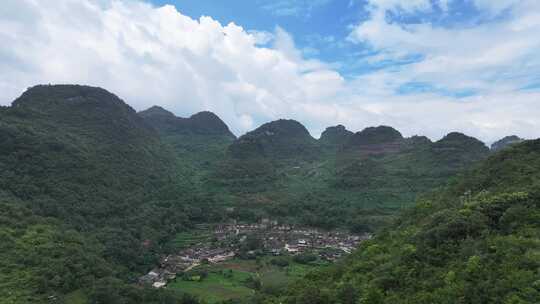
top-left (0, 0), bottom-right (539, 143)
top-left (0, 0), bottom-right (342, 134)
top-left (349, 0), bottom-right (540, 92)
top-left (344, 0), bottom-right (540, 141)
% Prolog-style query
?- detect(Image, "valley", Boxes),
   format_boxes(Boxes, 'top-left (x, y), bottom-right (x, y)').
top-left (3, 0), bottom-right (540, 303)
top-left (139, 220), bottom-right (369, 290)
top-left (0, 85), bottom-right (537, 304)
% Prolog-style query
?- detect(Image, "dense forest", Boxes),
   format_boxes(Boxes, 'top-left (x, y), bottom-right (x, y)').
top-left (1, 85), bottom-right (537, 303)
top-left (268, 140), bottom-right (540, 303)
top-left (143, 107), bottom-right (492, 232)
top-left (0, 85), bottom-right (218, 303)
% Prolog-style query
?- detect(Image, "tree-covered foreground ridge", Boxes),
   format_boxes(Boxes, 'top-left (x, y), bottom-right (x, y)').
top-left (279, 141), bottom-right (540, 304)
top-left (0, 85), bottom-right (537, 303)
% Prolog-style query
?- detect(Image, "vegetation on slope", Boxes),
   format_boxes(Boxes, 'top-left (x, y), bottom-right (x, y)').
top-left (138, 106), bottom-right (237, 187)
top-left (210, 123), bottom-right (490, 232)
top-left (319, 125), bottom-right (353, 150)
top-left (0, 85), bottom-right (215, 303)
top-left (139, 106), bottom-right (235, 139)
top-left (0, 84), bottom-right (508, 303)
top-left (273, 140), bottom-right (540, 304)
top-left (491, 135), bottom-right (525, 152)
top-left (228, 119), bottom-right (319, 161)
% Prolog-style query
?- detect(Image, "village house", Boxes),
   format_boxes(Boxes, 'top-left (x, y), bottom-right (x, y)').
top-left (139, 219), bottom-right (371, 288)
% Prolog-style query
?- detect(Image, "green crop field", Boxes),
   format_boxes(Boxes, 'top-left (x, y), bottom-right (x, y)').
top-left (168, 269), bottom-right (254, 303)
top-left (167, 257), bottom-right (328, 303)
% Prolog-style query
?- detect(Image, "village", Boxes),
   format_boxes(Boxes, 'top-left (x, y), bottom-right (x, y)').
top-left (139, 220), bottom-right (371, 288)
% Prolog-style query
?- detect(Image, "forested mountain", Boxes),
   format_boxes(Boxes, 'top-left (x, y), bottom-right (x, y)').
top-left (228, 119), bottom-right (319, 161)
top-left (276, 140), bottom-right (540, 304)
top-left (210, 120), bottom-right (490, 231)
top-left (0, 85), bottom-right (214, 303)
top-left (4, 85), bottom-right (174, 224)
top-left (331, 131), bottom-right (489, 194)
top-left (343, 126), bottom-right (404, 152)
top-left (141, 102), bottom-right (492, 231)
top-left (1, 84), bottom-right (520, 303)
top-left (213, 119), bottom-right (321, 193)
top-left (139, 106), bottom-right (235, 138)
top-left (491, 135), bottom-right (525, 151)
top-left (138, 106), bottom-right (236, 172)
top-left (319, 125), bottom-right (354, 150)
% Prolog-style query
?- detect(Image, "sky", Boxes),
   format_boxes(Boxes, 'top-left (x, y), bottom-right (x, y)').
top-left (1, 0), bottom-right (540, 143)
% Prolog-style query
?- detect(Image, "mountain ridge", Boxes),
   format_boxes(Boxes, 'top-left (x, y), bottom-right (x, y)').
top-left (2, 83), bottom-right (526, 303)
top-left (139, 106), bottom-right (236, 139)
top-left (228, 119), bottom-right (318, 160)
top-left (491, 135), bottom-right (525, 151)
top-left (319, 125), bottom-right (354, 149)
top-left (280, 139), bottom-right (540, 303)
top-left (0, 84), bottom-right (219, 303)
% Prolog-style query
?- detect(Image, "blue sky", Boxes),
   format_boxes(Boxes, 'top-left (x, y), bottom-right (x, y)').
top-left (143, 0), bottom-right (540, 96)
top-left (1, 0), bottom-right (540, 142)
top-left (148, 0), bottom-right (366, 68)
top-left (144, 0), bottom-right (522, 78)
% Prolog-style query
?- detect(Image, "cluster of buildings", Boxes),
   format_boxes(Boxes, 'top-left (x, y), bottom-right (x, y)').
top-left (215, 220), bottom-right (370, 258)
top-left (138, 246), bottom-right (235, 288)
top-left (139, 219), bottom-right (371, 288)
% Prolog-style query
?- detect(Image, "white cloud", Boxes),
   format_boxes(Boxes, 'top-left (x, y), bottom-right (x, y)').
top-left (0, 0), bottom-right (539, 143)
top-left (348, 0), bottom-right (540, 93)
top-left (0, 0), bottom-right (338, 134)
top-left (342, 0), bottom-right (540, 141)
top-left (247, 30), bottom-right (274, 45)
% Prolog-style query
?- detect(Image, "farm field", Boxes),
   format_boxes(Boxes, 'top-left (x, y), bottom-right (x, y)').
top-left (168, 270), bottom-right (254, 303)
top-left (167, 257), bottom-right (328, 303)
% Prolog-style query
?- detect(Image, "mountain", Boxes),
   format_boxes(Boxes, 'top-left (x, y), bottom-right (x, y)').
top-left (347, 125), bottom-right (404, 146)
top-left (491, 135), bottom-right (524, 151)
top-left (211, 121), bottom-right (490, 231)
top-left (432, 132), bottom-right (489, 163)
top-left (0, 85), bottom-right (213, 303)
top-left (407, 135), bottom-right (432, 146)
top-left (332, 131), bottom-right (489, 200)
top-left (139, 106), bottom-right (235, 172)
top-left (213, 119), bottom-right (320, 193)
top-left (2, 85), bottom-right (171, 211)
top-left (0, 84), bottom-right (512, 303)
top-left (412, 132), bottom-right (489, 179)
top-left (342, 126), bottom-right (404, 155)
top-left (319, 125), bottom-right (354, 149)
top-left (279, 140), bottom-right (540, 303)
top-left (12, 84), bottom-right (158, 141)
top-left (139, 106), bottom-right (235, 138)
top-left (228, 119), bottom-right (318, 161)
